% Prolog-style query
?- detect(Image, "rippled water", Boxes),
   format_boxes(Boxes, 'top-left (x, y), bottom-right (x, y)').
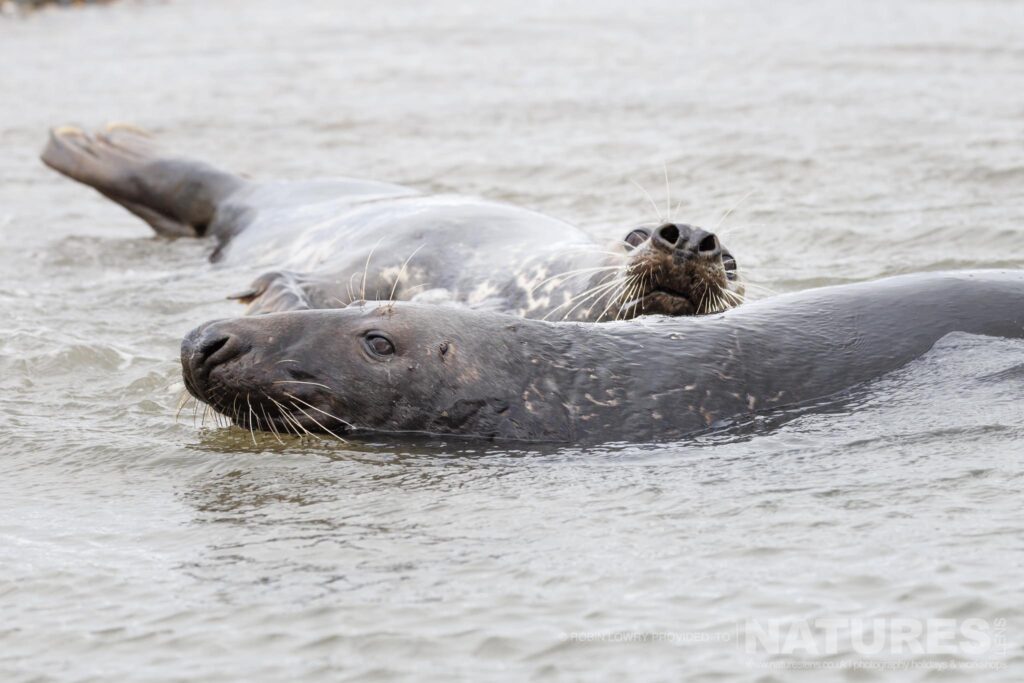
top-left (2, 0), bottom-right (1023, 680)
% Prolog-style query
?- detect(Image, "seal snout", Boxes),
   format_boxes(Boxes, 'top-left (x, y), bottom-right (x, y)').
top-left (651, 222), bottom-right (721, 258)
top-left (181, 320), bottom-right (247, 399)
top-left (618, 220), bottom-right (742, 317)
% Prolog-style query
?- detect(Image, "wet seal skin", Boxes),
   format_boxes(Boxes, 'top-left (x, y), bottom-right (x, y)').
top-left (181, 271), bottom-right (1024, 444)
top-left (41, 124), bottom-right (744, 322)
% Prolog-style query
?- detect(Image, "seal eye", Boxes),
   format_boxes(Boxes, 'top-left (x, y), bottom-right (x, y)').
top-left (624, 228), bottom-right (651, 249)
top-left (364, 333), bottom-right (395, 357)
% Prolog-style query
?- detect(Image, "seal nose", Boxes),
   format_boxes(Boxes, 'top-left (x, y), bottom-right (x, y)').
top-left (652, 222), bottom-right (721, 257)
top-left (181, 321), bottom-right (246, 386)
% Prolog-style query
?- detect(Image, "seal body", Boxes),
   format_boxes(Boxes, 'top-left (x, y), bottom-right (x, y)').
top-left (181, 271), bottom-right (1024, 444)
top-left (41, 125), bottom-right (743, 321)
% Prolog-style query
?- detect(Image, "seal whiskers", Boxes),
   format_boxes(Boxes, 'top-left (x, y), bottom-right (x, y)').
top-left (711, 190), bottom-right (754, 233)
top-left (528, 265), bottom-right (623, 295)
top-left (540, 277), bottom-right (620, 320)
top-left (630, 178), bottom-right (664, 222)
top-left (287, 400), bottom-right (348, 443)
top-left (720, 288), bottom-right (746, 306)
top-left (582, 272), bottom-right (640, 322)
top-left (571, 270), bottom-right (635, 323)
top-left (360, 237), bottom-right (386, 302)
top-left (272, 379), bottom-right (333, 391)
top-left (547, 272), bottom-right (628, 321)
top-left (268, 396), bottom-right (312, 438)
top-left (387, 244), bottom-right (425, 304)
top-left (174, 390), bottom-right (194, 424)
top-left (595, 273), bottom-right (639, 322)
top-left (697, 286), bottom-right (711, 315)
top-left (284, 392), bottom-right (357, 431)
top-left (741, 282), bottom-right (777, 294)
top-left (598, 278), bottom-right (630, 321)
top-left (610, 275), bottom-right (644, 321)
top-left (663, 162), bottom-right (673, 222)
top-left (259, 401), bottom-right (285, 445)
top-left (245, 394), bottom-right (259, 446)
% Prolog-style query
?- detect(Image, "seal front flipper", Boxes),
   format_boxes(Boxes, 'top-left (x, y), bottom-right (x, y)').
top-left (40, 123), bottom-right (247, 239)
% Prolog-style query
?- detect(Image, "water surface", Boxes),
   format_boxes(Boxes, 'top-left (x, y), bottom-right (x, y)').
top-left (1, 0), bottom-right (1023, 680)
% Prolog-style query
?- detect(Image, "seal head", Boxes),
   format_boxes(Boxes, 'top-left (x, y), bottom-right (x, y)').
top-left (181, 303), bottom-right (577, 441)
top-left (617, 222), bottom-right (742, 317)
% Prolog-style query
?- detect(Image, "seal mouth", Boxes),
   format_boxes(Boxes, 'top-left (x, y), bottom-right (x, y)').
top-left (620, 285), bottom-right (698, 316)
top-left (651, 284), bottom-right (689, 299)
top-left (622, 284), bottom-right (691, 307)
top-left (618, 257), bottom-right (740, 317)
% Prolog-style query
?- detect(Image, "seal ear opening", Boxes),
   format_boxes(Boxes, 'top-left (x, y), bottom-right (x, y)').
top-left (228, 270), bottom-right (315, 314)
top-left (226, 287), bottom-right (263, 305)
top-left (227, 270), bottom-right (277, 304)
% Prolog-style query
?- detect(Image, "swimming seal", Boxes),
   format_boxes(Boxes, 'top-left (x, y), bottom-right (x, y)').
top-left (41, 125), bottom-right (743, 321)
top-left (180, 271), bottom-right (1024, 443)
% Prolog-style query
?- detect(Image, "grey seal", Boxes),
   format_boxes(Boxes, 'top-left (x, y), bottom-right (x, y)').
top-left (41, 124), bottom-right (744, 321)
top-left (180, 271), bottom-right (1024, 443)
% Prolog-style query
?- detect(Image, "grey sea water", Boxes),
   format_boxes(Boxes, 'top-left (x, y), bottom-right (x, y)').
top-left (1, 0), bottom-right (1023, 680)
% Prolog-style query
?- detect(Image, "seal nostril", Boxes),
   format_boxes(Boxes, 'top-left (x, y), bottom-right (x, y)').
top-left (698, 233), bottom-right (718, 253)
top-left (193, 328), bottom-right (247, 373)
top-left (657, 223), bottom-right (680, 245)
top-left (722, 251), bottom-right (737, 271)
top-left (198, 334), bottom-right (230, 364)
top-left (624, 228), bottom-right (651, 249)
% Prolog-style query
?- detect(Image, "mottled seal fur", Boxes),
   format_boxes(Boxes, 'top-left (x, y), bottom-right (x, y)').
top-left (180, 271), bottom-right (1024, 443)
top-left (41, 124), bottom-right (744, 321)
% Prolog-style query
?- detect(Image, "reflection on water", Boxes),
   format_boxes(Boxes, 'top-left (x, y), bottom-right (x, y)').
top-left (2, 0), bottom-right (1024, 680)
